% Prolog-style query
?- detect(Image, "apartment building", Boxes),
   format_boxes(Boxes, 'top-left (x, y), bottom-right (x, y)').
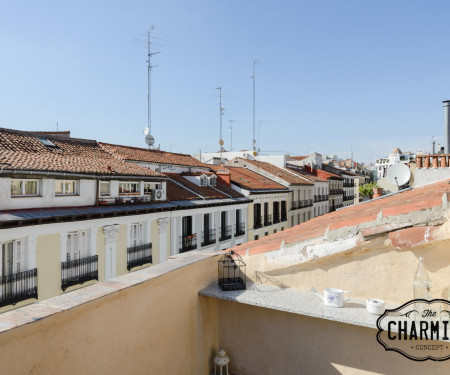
top-left (227, 158), bottom-right (314, 227)
top-left (211, 166), bottom-right (289, 240)
top-left (284, 165), bottom-right (329, 217)
top-left (0, 128), bottom-right (250, 313)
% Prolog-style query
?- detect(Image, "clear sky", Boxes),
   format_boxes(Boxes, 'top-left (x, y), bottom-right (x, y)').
top-left (1, 0), bottom-right (450, 163)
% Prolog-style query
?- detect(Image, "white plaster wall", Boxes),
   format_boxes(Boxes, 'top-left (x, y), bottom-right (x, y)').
top-left (0, 178), bottom-right (96, 210)
top-left (255, 155), bottom-right (286, 168)
top-left (414, 168), bottom-right (450, 187)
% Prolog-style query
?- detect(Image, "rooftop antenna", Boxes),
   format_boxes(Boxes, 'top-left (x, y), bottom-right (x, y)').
top-left (143, 26), bottom-right (160, 149)
top-left (432, 136), bottom-right (436, 154)
top-left (56, 122), bottom-right (59, 132)
top-left (252, 59), bottom-right (259, 156)
top-left (216, 86), bottom-right (225, 162)
top-left (229, 119), bottom-right (236, 151)
top-left (258, 120), bottom-right (263, 152)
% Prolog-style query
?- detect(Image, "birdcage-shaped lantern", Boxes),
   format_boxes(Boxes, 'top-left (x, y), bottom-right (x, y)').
top-left (218, 250), bottom-right (246, 291)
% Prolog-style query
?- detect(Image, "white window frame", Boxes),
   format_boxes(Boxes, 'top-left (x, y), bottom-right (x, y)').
top-left (55, 180), bottom-right (77, 196)
top-left (119, 182), bottom-right (140, 195)
top-left (129, 223), bottom-right (145, 247)
top-left (10, 179), bottom-right (39, 197)
top-left (66, 231), bottom-right (88, 262)
top-left (199, 175), bottom-right (207, 186)
top-left (0, 239), bottom-right (27, 277)
top-left (209, 175), bottom-right (217, 186)
top-left (99, 181), bottom-right (110, 196)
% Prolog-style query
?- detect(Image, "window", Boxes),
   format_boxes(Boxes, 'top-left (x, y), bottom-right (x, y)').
top-left (55, 180), bottom-right (76, 195)
top-left (144, 183), bottom-right (152, 195)
top-left (66, 231), bottom-right (88, 262)
top-left (11, 179), bottom-right (39, 196)
top-left (254, 235), bottom-right (259, 241)
top-left (130, 223), bottom-right (145, 247)
top-left (209, 175), bottom-right (217, 186)
top-left (36, 135), bottom-right (56, 147)
top-left (119, 182), bottom-right (139, 195)
top-left (0, 239), bottom-right (26, 276)
top-left (199, 175), bottom-right (207, 186)
top-left (100, 181), bottom-right (110, 196)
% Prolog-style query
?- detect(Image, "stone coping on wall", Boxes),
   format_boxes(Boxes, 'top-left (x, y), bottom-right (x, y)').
top-left (200, 283), bottom-right (383, 329)
top-left (0, 250), bottom-right (219, 334)
top-left (201, 283), bottom-right (450, 343)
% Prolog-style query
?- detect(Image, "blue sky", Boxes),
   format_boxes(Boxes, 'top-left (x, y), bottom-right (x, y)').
top-left (1, 1), bottom-right (449, 163)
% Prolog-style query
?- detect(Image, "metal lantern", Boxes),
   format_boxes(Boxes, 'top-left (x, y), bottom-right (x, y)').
top-left (218, 250), bottom-right (246, 291)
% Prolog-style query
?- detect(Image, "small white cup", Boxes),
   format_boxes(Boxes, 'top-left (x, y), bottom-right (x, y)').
top-left (324, 288), bottom-right (351, 308)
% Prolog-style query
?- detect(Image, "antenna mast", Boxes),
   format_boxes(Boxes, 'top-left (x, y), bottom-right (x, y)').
top-left (144, 26), bottom-right (159, 149)
top-left (229, 119), bottom-right (236, 151)
top-left (217, 87), bottom-right (225, 162)
top-left (252, 59), bottom-right (259, 156)
top-left (258, 120), bottom-right (263, 153)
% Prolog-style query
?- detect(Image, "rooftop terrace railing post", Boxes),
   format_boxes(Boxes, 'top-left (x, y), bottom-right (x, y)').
top-left (0, 269), bottom-right (38, 308)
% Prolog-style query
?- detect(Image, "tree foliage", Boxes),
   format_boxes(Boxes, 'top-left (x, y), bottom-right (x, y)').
top-left (359, 182), bottom-right (378, 198)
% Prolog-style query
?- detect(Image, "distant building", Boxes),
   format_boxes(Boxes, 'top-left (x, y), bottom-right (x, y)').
top-left (374, 148), bottom-right (415, 180)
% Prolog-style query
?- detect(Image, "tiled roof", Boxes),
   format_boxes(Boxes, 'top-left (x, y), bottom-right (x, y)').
top-left (315, 169), bottom-right (343, 180)
top-left (285, 166), bottom-right (327, 182)
top-left (232, 180), bottom-right (450, 256)
top-left (100, 143), bottom-right (209, 168)
top-left (211, 165), bottom-right (288, 191)
top-left (0, 128), bottom-right (163, 178)
top-left (239, 158), bottom-right (313, 186)
top-left (164, 173), bottom-right (244, 200)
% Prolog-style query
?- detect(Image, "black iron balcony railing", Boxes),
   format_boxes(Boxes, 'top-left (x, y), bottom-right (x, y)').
top-left (344, 195), bottom-right (355, 201)
top-left (264, 214), bottom-right (272, 226)
top-left (219, 226), bottom-right (232, 241)
top-left (323, 195), bottom-right (329, 201)
top-left (180, 234), bottom-right (197, 253)
top-left (273, 213), bottom-right (280, 224)
top-left (61, 255), bottom-right (98, 291)
top-left (344, 182), bottom-right (355, 188)
top-left (281, 212), bottom-right (288, 222)
top-left (97, 195), bottom-right (153, 206)
top-left (127, 243), bottom-right (152, 271)
top-left (0, 268), bottom-right (38, 308)
top-left (235, 222), bottom-right (245, 237)
top-left (305, 199), bottom-right (313, 207)
top-left (254, 217), bottom-right (263, 229)
top-left (314, 196), bottom-right (319, 203)
top-left (201, 229), bottom-right (216, 247)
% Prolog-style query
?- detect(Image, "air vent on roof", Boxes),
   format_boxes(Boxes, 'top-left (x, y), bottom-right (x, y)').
top-left (36, 136), bottom-right (56, 147)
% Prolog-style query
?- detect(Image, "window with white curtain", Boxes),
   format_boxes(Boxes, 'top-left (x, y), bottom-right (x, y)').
top-left (130, 223), bottom-right (145, 247)
top-left (0, 239), bottom-right (26, 276)
top-left (66, 231), bottom-right (88, 261)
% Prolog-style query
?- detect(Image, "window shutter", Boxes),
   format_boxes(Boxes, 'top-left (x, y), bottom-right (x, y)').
top-left (80, 231), bottom-right (86, 258)
top-left (73, 233), bottom-right (80, 260)
top-left (66, 233), bottom-right (72, 262)
top-left (13, 240), bottom-right (22, 273)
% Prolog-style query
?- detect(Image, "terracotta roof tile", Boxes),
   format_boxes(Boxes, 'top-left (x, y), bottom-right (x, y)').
top-left (211, 165), bottom-right (288, 191)
top-left (239, 158), bottom-right (313, 186)
top-left (285, 166), bottom-right (327, 182)
top-left (164, 173), bottom-right (244, 200)
top-left (0, 128), bottom-right (163, 178)
top-left (231, 180), bottom-right (450, 256)
top-left (100, 142), bottom-right (209, 168)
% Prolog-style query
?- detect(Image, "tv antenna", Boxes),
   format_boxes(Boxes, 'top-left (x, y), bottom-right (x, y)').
top-left (142, 26), bottom-right (160, 149)
top-left (252, 59), bottom-right (260, 156)
top-left (229, 119), bottom-right (236, 151)
top-left (258, 120), bottom-right (263, 152)
top-left (387, 163), bottom-right (411, 189)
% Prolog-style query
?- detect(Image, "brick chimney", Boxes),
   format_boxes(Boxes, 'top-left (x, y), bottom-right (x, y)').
top-left (216, 169), bottom-right (231, 187)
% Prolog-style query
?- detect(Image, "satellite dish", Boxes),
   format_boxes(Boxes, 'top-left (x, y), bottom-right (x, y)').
top-left (145, 134), bottom-right (155, 147)
top-left (387, 163), bottom-right (411, 187)
top-left (143, 127), bottom-right (149, 135)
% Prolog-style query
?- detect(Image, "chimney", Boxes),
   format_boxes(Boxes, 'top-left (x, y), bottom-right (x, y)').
top-left (443, 100), bottom-right (450, 153)
top-left (216, 168), bottom-right (231, 187)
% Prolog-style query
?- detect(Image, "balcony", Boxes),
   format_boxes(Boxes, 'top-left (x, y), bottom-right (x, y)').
top-left (127, 243), bottom-right (152, 271)
top-left (344, 195), bottom-right (355, 202)
top-left (61, 255), bottom-right (98, 291)
top-left (253, 217), bottom-right (263, 229)
top-left (0, 268), bottom-right (38, 308)
top-left (201, 229), bottom-right (216, 247)
top-left (219, 226), bottom-right (232, 242)
top-left (281, 212), bottom-right (288, 222)
top-left (235, 222), bottom-right (245, 237)
top-left (97, 195), bottom-right (153, 206)
top-left (180, 234), bottom-right (197, 253)
top-left (344, 182), bottom-right (355, 188)
top-left (273, 214), bottom-right (280, 224)
top-left (264, 214), bottom-right (272, 226)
